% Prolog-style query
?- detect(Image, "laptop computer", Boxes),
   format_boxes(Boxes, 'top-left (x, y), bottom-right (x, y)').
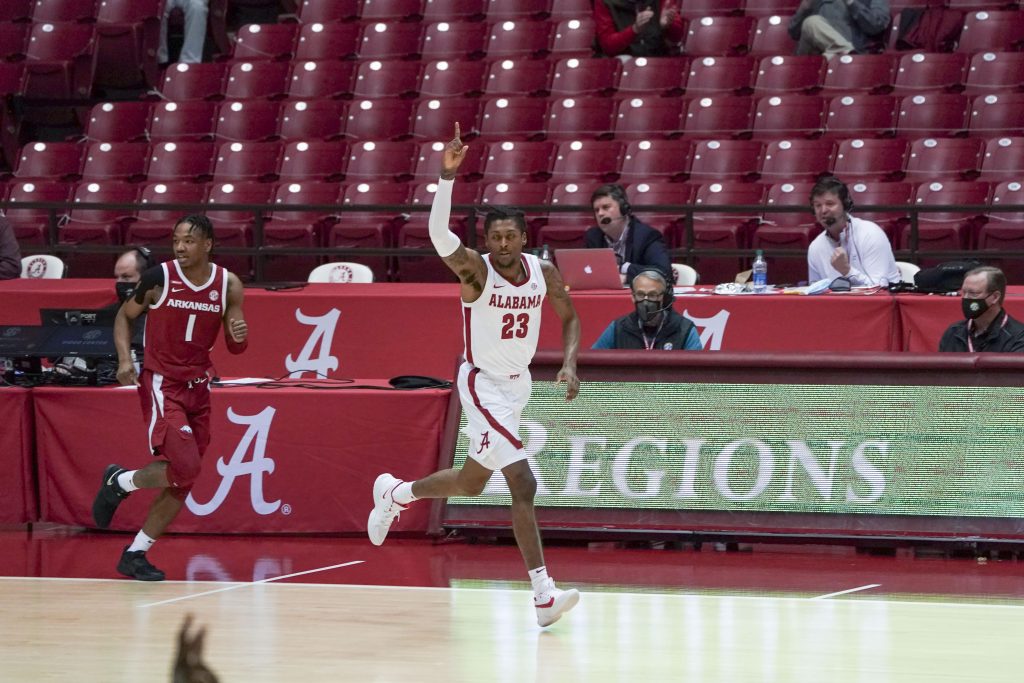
top-left (554, 248), bottom-right (625, 291)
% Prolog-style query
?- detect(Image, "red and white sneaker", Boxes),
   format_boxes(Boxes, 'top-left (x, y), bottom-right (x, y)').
top-left (367, 473), bottom-right (407, 546)
top-left (535, 586), bottom-right (580, 627)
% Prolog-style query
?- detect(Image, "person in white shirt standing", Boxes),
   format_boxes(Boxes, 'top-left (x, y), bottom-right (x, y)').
top-left (367, 124), bottom-right (583, 628)
top-left (806, 175), bottom-right (900, 286)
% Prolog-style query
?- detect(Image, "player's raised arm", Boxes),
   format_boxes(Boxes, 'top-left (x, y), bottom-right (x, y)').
top-left (222, 272), bottom-right (248, 355)
top-left (431, 123), bottom-right (487, 300)
top-left (541, 260), bottom-right (581, 401)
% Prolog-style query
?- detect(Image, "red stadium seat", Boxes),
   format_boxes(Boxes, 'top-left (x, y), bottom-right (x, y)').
top-left (32, 0), bottom-right (97, 23)
top-left (279, 100), bottom-right (348, 141)
top-left (67, 180), bottom-right (138, 225)
top-left (749, 14), bottom-right (794, 56)
top-left (546, 97), bottom-right (616, 141)
top-left (278, 140), bottom-right (349, 182)
top-left (831, 138), bottom-right (909, 182)
top-left (762, 181), bottom-right (819, 227)
top-left (480, 180), bottom-right (550, 208)
top-left (893, 52), bottom-right (969, 94)
top-left (969, 93), bottom-right (1024, 138)
top-left (342, 180), bottom-right (411, 206)
top-left (484, 57), bottom-right (552, 97)
top-left (287, 60), bottom-right (356, 100)
top-left (413, 140), bottom-right (486, 180)
top-left (215, 100), bottom-right (281, 142)
top-left (965, 51), bottom-right (1024, 95)
top-left (344, 99), bottom-right (415, 141)
top-left (136, 182), bottom-right (208, 222)
top-left (0, 24), bottom-right (29, 62)
top-left (617, 56), bottom-right (688, 96)
top-left (824, 94), bottom-right (898, 138)
top-left (759, 139), bottom-right (835, 181)
top-left (822, 53), bottom-right (898, 94)
top-left (685, 16), bottom-right (755, 56)
top-left (535, 223), bottom-right (588, 251)
top-left (146, 141), bottom-right (217, 183)
top-left (550, 57), bottom-right (621, 97)
top-left (81, 141), bottom-right (148, 181)
top-left (22, 22), bottom-right (97, 101)
top-left (0, 63), bottom-right (24, 96)
top-left (411, 98), bottom-right (482, 141)
top-left (684, 56), bottom-right (756, 95)
top-left (755, 181), bottom-right (821, 284)
top-left (742, 0), bottom-right (800, 17)
top-left (907, 180), bottom-right (991, 252)
top-left (345, 140), bottom-right (417, 181)
top-left (485, 0), bottom-right (551, 21)
top-left (753, 55), bottom-right (825, 94)
top-left (4, 180), bottom-right (73, 245)
top-left (896, 94), bottom-right (971, 137)
top-left (550, 140), bottom-right (624, 183)
top-left (980, 136), bottom-right (1024, 182)
top-left (978, 181), bottom-right (1024, 281)
top-left (94, 0), bottom-right (162, 89)
top-left (691, 181), bottom-right (767, 283)
top-left (550, 0), bottom-right (590, 20)
top-left (987, 180), bottom-right (1024, 223)
top-left (486, 19), bottom-right (553, 59)
top-left (421, 21), bottom-right (488, 60)
top-left (423, 0), bottom-right (486, 22)
top-left (846, 180), bottom-right (912, 242)
top-left (683, 95), bottom-right (754, 138)
top-left (361, 0), bottom-right (425, 22)
top-left (626, 181), bottom-right (697, 242)
top-left (15, 142), bottom-right (84, 180)
top-left (352, 59), bottom-right (421, 99)
top-left (394, 219), bottom-right (459, 282)
top-left (232, 23), bottom-right (299, 61)
top-left (358, 22), bottom-right (424, 60)
top-left (295, 0), bottom-right (361, 23)
top-left (482, 140), bottom-right (557, 181)
top-left (270, 181), bottom-right (342, 223)
top-left (419, 59), bottom-right (487, 98)
top-left (224, 61), bottom-right (289, 100)
top-left (751, 94), bottom-right (826, 139)
top-left (551, 18), bottom-right (596, 57)
top-left (83, 102), bottom-right (151, 142)
top-left (550, 181), bottom-right (595, 210)
top-left (0, 0), bottom-right (32, 21)
top-left (479, 96), bottom-right (547, 140)
top-left (689, 139), bottom-right (764, 182)
top-left (956, 10), bottom-right (1024, 54)
top-left (149, 101), bottom-right (217, 142)
top-left (904, 137), bottom-right (984, 182)
top-left (204, 181), bottom-right (274, 223)
top-left (409, 179), bottom-right (481, 207)
top-left (615, 96), bottom-right (685, 139)
top-left (213, 141), bottom-right (281, 182)
top-left (295, 22), bottom-right (361, 61)
top-left (618, 139), bottom-right (693, 183)
top-left (160, 62), bottom-right (227, 102)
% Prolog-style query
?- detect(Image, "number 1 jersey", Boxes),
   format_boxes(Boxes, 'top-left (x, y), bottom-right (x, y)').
top-left (145, 260), bottom-right (229, 381)
top-left (462, 253), bottom-right (547, 377)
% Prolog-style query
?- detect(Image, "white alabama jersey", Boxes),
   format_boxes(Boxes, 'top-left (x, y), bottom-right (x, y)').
top-left (463, 253), bottom-right (547, 377)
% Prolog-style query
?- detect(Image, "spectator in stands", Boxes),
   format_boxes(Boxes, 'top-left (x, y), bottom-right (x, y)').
top-left (158, 0), bottom-right (209, 65)
top-left (593, 270), bottom-right (702, 350)
top-left (939, 266), bottom-right (1024, 353)
top-left (788, 0), bottom-right (891, 59)
top-left (585, 184), bottom-right (672, 286)
top-left (806, 175), bottom-right (900, 287)
top-left (593, 0), bottom-right (684, 59)
top-left (0, 215), bottom-right (21, 280)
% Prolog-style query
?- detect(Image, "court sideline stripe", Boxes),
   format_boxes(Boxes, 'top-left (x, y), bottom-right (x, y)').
top-left (811, 583), bottom-right (882, 600)
top-left (138, 560), bottom-right (365, 608)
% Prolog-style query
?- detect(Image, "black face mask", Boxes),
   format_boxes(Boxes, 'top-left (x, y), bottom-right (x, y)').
top-left (635, 299), bottom-right (664, 325)
top-left (962, 296), bottom-right (990, 320)
top-left (116, 282), bottom-right (137, 304)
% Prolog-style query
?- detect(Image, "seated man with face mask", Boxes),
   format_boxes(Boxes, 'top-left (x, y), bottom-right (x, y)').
top-left (939, 266), bottom-right (1024, 353)
top-left (591, 270), bottom-right (702, 350)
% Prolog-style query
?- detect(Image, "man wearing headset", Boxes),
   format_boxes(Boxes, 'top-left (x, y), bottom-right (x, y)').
top-left (592, 270), bottom-right (702, 350)
top-left (806, 175), bottom-right (900, 287)
top-left (585, 184), bottom-right (672, 286)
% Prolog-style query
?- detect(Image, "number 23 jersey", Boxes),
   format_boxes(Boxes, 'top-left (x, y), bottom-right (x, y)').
top-left (462, 253), bottom-right (547, 377)
top-left (144, 260), bottom-right (229, 381)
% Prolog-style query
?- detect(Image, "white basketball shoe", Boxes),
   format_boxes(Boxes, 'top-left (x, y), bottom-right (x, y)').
top-left (534, 584), bottom-right (580, 627)
top-left (367, 473), bottom-right (407, 546)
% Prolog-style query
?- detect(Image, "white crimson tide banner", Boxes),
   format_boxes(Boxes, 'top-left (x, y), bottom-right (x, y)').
top-left (448, 381), bottom-right (1024, 519)
top-left (32, 383), bottom-right (449, 534)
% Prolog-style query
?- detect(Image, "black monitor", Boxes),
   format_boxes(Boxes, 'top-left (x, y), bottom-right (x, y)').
top-left (0, 325), bottom-right (56, 356)
top-left (39, 307), bottom-right (117, 327)
top-left (33, 325), bottom-right (117, 359)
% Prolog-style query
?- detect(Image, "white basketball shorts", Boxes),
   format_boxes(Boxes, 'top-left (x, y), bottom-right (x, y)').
top-left (457, 361), bottom-right (532, 471)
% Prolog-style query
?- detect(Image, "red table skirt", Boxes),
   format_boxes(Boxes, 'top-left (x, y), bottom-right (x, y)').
top-left (0, 388), bottom-right (36, 524)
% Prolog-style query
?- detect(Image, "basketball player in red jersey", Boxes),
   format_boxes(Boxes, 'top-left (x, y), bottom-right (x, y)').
top-left (368, 124), bottom-right (583, 627)
top-left (92, 215), bottom-right (249, 581)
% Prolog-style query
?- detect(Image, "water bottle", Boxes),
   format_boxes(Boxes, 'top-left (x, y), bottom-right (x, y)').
top-left (752, 249), bottom-right (768, 293)
top-left (540, 244), bottom-right (551, 261)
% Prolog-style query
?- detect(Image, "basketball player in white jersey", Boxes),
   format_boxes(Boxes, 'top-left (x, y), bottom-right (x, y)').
top-left (368, 123), bottom-right (582, 627)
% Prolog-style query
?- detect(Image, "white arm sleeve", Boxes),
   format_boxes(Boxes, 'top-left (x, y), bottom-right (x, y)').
top-left (429, 177), bottom-right (462, 258)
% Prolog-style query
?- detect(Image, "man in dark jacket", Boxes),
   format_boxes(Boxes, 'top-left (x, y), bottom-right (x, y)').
top-left (0, 215), bottom-right (22, 280)
top-left (939, 266), bottom-right (1024, 353)
top-left (585, 184), bottom-right (672, 286)
top-left (788, 0), bottom-right (890, 58)
top-left (592, 270), bottom-right (702, 350)
top-left (593, 0), bottom-right (684, 58)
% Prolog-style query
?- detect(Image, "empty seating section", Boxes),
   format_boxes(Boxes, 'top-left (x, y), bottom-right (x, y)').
top-left (0, 1), bottom-right (1018, 280)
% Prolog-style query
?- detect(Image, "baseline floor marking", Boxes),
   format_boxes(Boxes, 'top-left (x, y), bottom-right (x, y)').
top-left (811, 583), bottom-right (882, 600)
top-left (139, 560), bottom-right (365, 608)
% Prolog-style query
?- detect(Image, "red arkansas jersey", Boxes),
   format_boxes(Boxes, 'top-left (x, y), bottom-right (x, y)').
top-left (144, 260), bottom-right (229, 381)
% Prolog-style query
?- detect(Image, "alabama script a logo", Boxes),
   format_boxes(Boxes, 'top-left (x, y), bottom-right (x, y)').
top-left (285, 308), bottom-right (341, 379)
top-left (186, 407), bottom-right (281, 516)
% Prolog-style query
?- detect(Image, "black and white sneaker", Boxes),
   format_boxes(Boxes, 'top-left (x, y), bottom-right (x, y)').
top-left (92, 464), bottom-right (130, 529)
top-left (117, 546), bottom-right (165, 581)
